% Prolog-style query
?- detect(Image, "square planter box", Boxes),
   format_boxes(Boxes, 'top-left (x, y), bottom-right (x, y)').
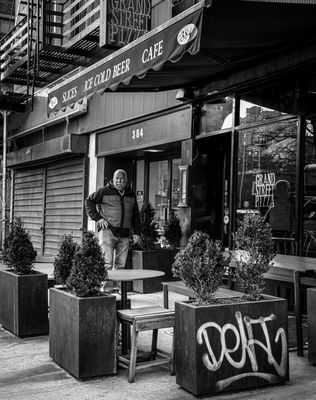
top-left (175, 295), bottom-right (289, 396)
top-left (132, 248), bottom-right (179, 293)
top-left (0, 269), bottom-right (48, 337)
top-left (49, 287), bottom-right (117, 380)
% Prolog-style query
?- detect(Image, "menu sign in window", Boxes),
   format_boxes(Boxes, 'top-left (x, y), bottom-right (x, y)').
top-left (100, 0), bottom-right (151, 48)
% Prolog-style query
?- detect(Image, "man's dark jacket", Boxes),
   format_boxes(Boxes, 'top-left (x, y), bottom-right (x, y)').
top-left (85, 182), bottom-right (141, 237)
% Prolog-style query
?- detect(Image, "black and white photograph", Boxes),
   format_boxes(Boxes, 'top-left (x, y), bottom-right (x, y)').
top-left (1, 0), bottom-right (316, 399)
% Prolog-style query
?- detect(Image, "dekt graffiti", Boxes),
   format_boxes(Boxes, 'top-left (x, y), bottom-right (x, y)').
top-left (196, 311), bottom-right (288, 391)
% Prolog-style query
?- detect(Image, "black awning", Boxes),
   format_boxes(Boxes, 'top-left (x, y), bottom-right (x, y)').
top-left (47, 0), bottom-right (316, 116)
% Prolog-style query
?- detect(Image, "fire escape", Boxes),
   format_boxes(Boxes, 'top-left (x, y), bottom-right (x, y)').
top-left (0, 0), bottom-right (112, 112)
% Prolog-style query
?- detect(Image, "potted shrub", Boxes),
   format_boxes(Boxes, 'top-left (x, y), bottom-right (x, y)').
top-left (139, 201), bottom-right (158, 250)
top-left (164, 208), bottom-right (182, 249)
top-left (132, 202), bottom-right (179, 293)
top-left (53, 233), bottom-right (78, 286)
top-left (173, 219), bottom-right (289, 397)
top-left (49, 229), bottom-right (117, 380)
top-left (233, 212), bottom-right (276, 300)
top-left (0, 217), bottom-right (48, 337)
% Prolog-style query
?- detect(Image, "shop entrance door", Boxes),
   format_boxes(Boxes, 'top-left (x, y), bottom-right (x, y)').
top-left (146, 157), bottom-right (182, 230)
top-left (104, 158), bottom-right (134, 187)
top-left (191, 133), bottom-right (231, 246)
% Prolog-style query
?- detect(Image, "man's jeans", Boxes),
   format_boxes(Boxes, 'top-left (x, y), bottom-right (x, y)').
top-left (100, 228), bottom-right (129, 292)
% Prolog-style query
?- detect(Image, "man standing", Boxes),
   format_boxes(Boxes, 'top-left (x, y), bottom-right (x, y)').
top-left (85, 169), bottom-right (141, 292)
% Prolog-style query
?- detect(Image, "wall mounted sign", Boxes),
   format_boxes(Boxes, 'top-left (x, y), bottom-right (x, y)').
top-left (136, 190), bottom-right (144, 201)
top-left (96, 106), bottom-right (191, 155)
top-left (131, 128), bottom-right (144, 140)
top-left (100, 0), bottom-right (151, 49)
top-left (178, 165), bottom-right (189, 207)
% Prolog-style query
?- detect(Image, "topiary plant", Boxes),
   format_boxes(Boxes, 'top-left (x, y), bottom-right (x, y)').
top-left (66, 229), bottom-right (107, 297)
top-left (54, 234), bottom-right (78, 286)
top-left (172, 230), bottom-right (231, 305)
top-left (164, 209), bottom-right (182, 249)
top-left (139, 202), bottom-right (158, 250)
top-left (233, 212), bottom-right (275, 301)
top-left (3, 217), bottom-right (37, 274)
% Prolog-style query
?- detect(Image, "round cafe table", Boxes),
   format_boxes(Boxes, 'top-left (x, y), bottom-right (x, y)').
top-left (107, 269), bottom-right (165, 354)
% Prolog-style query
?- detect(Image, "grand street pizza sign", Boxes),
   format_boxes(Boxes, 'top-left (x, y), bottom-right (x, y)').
top-left (100, 0), bottom-right (152, 48)
top-left (47, 7), bottom-right (203, 115)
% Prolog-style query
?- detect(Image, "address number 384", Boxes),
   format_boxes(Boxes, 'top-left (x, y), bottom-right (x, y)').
top-left (131, 128), bottom-right (144, 140)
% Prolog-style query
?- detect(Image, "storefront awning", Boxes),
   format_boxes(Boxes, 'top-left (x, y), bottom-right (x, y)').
top-left (47, 0), bottom-right (316, 116)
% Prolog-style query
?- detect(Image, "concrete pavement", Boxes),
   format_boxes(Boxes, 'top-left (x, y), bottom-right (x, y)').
top-left (1, 290), bottom-right (316, 400)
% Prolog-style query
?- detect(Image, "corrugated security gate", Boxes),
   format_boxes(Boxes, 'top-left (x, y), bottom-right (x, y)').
top-left (13, 167), bottom-right (45, 254)
top-left (13, 157), bottom-right (86, 257)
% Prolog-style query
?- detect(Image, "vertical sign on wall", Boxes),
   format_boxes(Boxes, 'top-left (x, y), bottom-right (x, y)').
top-left (178, 165), bottom-right (189, 207)
top-left (100, 0), bottom-right (151, 49)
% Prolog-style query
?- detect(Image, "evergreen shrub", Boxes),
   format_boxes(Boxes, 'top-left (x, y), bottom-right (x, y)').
top-left (67, 229), bottom-right (107, 297)
top-left (3, 217), bottom-right (37, 274)
top-left (54, 234), bottom-right (78, 285)
top-left (164, 209), bottom-right (182, 248)
top-left (139, 202), bottom-right (158, 250)
top-left (172, 230), bottom-right (230, 305)
top-left (233, 212), bottom-right (275, 301)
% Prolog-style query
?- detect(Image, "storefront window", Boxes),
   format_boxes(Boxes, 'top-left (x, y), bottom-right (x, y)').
top-left (237, 118), bottom-right (297, 253)
top-left (149, 160), bottom-right (169, 227)
top-left (239, 84), bottom-right (295, 125)
top-left (199, 97), bottom-right (233, 133)
top-left (304, 118), bottom-right (316, 257)
top-left (239, 100), bottom-right (285, 125)
top-left (148, 158), bottom-right (181, 228)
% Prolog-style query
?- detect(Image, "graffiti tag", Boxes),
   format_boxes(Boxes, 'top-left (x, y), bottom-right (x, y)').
top-left (196, 311), bottom-right (287, 391)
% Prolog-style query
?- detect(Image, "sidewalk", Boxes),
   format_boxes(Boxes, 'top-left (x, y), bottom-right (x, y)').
top-left (1, 289), bottom-right (316, 400)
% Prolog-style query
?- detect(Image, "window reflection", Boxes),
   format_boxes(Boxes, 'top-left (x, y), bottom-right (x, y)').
top-left (199, 97), bottom-right (233, 133)
top-left (237, 118), bottom-right (297, 253)
top-left (240, 84), bottom-right (295, 124)
top-left (239, 100), bottom-right (284, 125)
top-left (148, 158), bottom-right (181, 228)
top-left (304, 118), bottom-right (316, 257)
top-left (149, 160), bottom-right (168, 227)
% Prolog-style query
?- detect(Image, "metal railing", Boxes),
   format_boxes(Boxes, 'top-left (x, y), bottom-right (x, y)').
top-left (42, 0), bottom-right (100, 49)
top-left (0, 15), bottom-right (36, 82)
top-left (62, 0), bottom-right (100, 48)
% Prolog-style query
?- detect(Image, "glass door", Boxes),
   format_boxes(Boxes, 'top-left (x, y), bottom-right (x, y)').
top-left (191, 133), bottom-right (231, 246)
top-left (147, 158), bottom-right (181, 230)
